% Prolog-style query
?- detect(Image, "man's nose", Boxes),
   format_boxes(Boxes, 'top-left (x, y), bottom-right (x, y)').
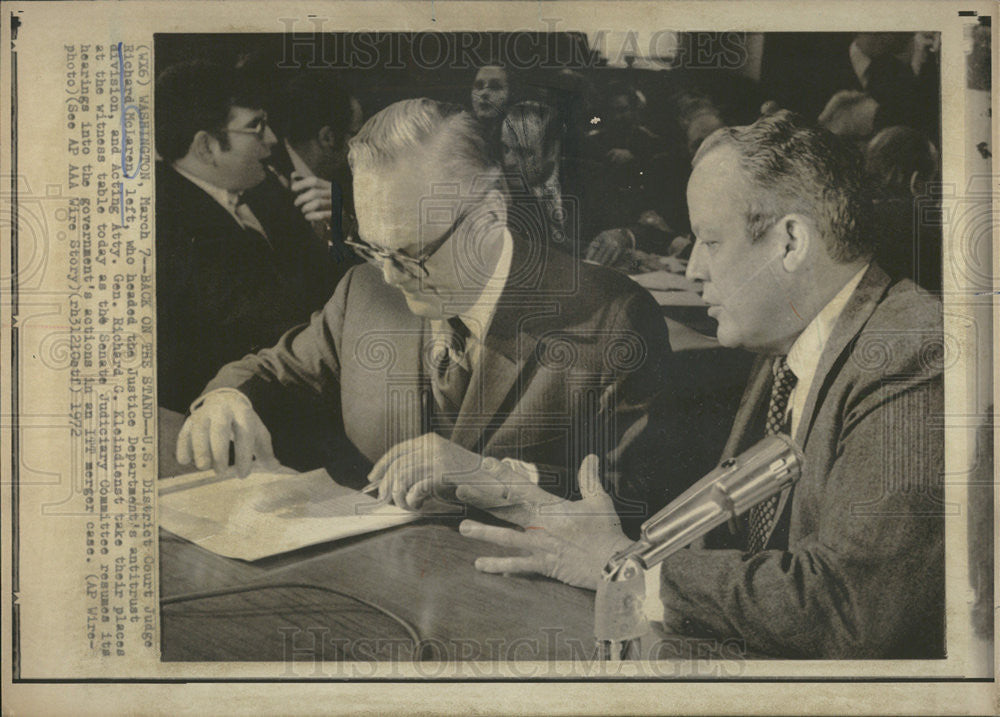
top-left (262, 125), bottom-right (278, 148)
top-left (379, 260), bottom-right (410, 286)
top-left (686, 239), bottom-right (709, 282)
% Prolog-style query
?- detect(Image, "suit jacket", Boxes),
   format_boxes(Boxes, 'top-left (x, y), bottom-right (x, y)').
top-left (205, 236), bottom-right (691, 526)
top-left (657, 264), bottom-right (945, 658)
top-left (156, 162), bottom-right (346, 413)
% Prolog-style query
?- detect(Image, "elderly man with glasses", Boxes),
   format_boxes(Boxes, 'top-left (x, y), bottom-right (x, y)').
top-left (175, 98), bottom-right (692, 530)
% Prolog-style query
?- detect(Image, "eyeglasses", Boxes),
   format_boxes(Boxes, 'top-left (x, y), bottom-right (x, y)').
top-left (223, 114), bottom-right (270, 140)
top-left (345, 207), bottom-right (471, 279)
top-left (473, 79), bottom-right (508, 92)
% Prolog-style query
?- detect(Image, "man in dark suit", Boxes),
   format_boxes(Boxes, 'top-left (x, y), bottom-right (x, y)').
top-left (155, 61), bottom-right (345, 414)
top-left (266, 72), bottom-right (365, 263)
top-left (456, 111), bottom-right (944, 659)
top-left (174, 98), bottom-right (688, 527)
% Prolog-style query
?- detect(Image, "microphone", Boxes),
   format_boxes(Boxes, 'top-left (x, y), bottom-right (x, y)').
top-left (602, 434), bottom-right (803, 581)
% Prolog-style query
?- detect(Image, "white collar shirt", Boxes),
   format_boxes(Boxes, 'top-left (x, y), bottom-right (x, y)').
top-left (429, 227), bottom-right (513, 369)
top-left (785, 264), bottom-right (869, 437)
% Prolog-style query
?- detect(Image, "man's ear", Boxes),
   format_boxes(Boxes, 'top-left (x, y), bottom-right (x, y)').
top-left (190, 130), bottom-right (220, 166)
top-left (481, 186), bottom-right (508, 229)
top-left (317, 125), bottom-right (338, 150)
top-left (779, 214), bottom-right (813, 272)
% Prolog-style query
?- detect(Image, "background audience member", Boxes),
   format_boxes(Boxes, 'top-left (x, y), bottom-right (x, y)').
top-left (580, 82), bottom-right (687, 266)
top-left (864, 125), bottom-right (941, 290)
top-left (500, 101), bottom-right (572, 252)
top-left (470, 63), bottom-right (513, 163)
top-left (268, 72), bottom-right (365, 263)
top-left (763, 32), bottom-right (927, 142)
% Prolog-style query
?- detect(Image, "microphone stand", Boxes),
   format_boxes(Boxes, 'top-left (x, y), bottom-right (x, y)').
top-left (595, 434), bottom-right (804, 661)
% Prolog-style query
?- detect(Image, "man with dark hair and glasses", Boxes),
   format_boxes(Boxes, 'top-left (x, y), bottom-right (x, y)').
top-left (175, 98), bottom-right (695, 532)
top-left (155, 60), bottom-right (345, 416)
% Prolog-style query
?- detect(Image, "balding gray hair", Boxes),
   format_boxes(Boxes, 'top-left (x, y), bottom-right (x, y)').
top-left (693, 110), bottom-right (873, 263)
top-left (348, 98), bottom-right (497, 194)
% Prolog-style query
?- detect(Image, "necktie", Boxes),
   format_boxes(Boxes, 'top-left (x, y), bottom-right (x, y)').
top-left (234, 195), bottom-right (269, 240)
top-left (430, 317), bottom-right (472, 431)
top-left (746, 356), bottom-right (798, 553)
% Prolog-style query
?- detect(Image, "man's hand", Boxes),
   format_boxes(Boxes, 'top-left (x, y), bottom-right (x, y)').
top-left (290, 174), bottom-right (334, 223)
top-left (367, 433), bottom-right (491, 511)
top-left (455, 455), bottom-right (634, 591)
top-left (585, 228), bottom-right (634, 267)
top-left (175, 392), bottom-right (276, 477)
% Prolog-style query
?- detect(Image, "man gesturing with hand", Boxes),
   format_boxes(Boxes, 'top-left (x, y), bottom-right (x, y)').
top-left (457, 454), bottom-right (633, 590)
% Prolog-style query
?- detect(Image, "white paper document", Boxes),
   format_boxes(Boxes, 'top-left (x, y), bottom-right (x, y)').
top-left (158, 468), bottom-right (419, 560)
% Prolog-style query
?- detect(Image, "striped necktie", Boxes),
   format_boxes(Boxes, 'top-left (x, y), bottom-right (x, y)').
top-left (746, 355), bottom-right (797, 553)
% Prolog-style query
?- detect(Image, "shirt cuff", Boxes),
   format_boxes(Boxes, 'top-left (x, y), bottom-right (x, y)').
top-left (644, 562), bottom-right (665, 623)
top-left (499, 458), bottom-right (540, 485)
top-left (189, 387), bottom-right (253, 415)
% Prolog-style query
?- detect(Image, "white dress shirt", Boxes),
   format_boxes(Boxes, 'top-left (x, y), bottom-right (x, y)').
top-left (785, 264), bottom-right (868, 437)
top-left (428, 226), bottom-right (512, 369)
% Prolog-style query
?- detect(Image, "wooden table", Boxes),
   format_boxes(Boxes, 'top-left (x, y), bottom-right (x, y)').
top-left (160, 518), bottom-right (604, 662)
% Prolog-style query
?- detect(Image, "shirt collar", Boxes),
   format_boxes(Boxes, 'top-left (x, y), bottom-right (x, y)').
top-left (849, 41), bottom-right (872, 88)
top-left (786, 263), bottom-right (869, 392)
top-left (285, 139), bottom-right (314, 178)
top-left (172, 162), bottom-right (241, 215)
top-left (435, 227), bottom-right (513, 342)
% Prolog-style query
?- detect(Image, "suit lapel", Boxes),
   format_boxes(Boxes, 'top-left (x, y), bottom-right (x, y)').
top-left (158, 162), bottom-right (246, 238)
top-left (792, 263), bottom-right (891, 450)
top-left (449, 237), bottom-right (548, 451)
top-left (765, 264), bottom-right (891, 547)
top-left (365, 286), bottom-right (428, 452)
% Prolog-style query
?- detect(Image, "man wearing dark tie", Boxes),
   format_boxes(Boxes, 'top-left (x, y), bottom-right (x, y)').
top-left (454, 111), bottom-right (945, 659)
top-left (155, 61), bottom-right (346, 415)
top-left (174, 98), bottom-right (692, 528)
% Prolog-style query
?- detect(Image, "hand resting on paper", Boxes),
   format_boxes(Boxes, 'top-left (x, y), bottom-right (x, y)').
top-left (455, 454), bottom-right (633, 591)
top-left (175, 391), bottom-right (278, 478)
top-left (367, 432), bottom-right (504, 512)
